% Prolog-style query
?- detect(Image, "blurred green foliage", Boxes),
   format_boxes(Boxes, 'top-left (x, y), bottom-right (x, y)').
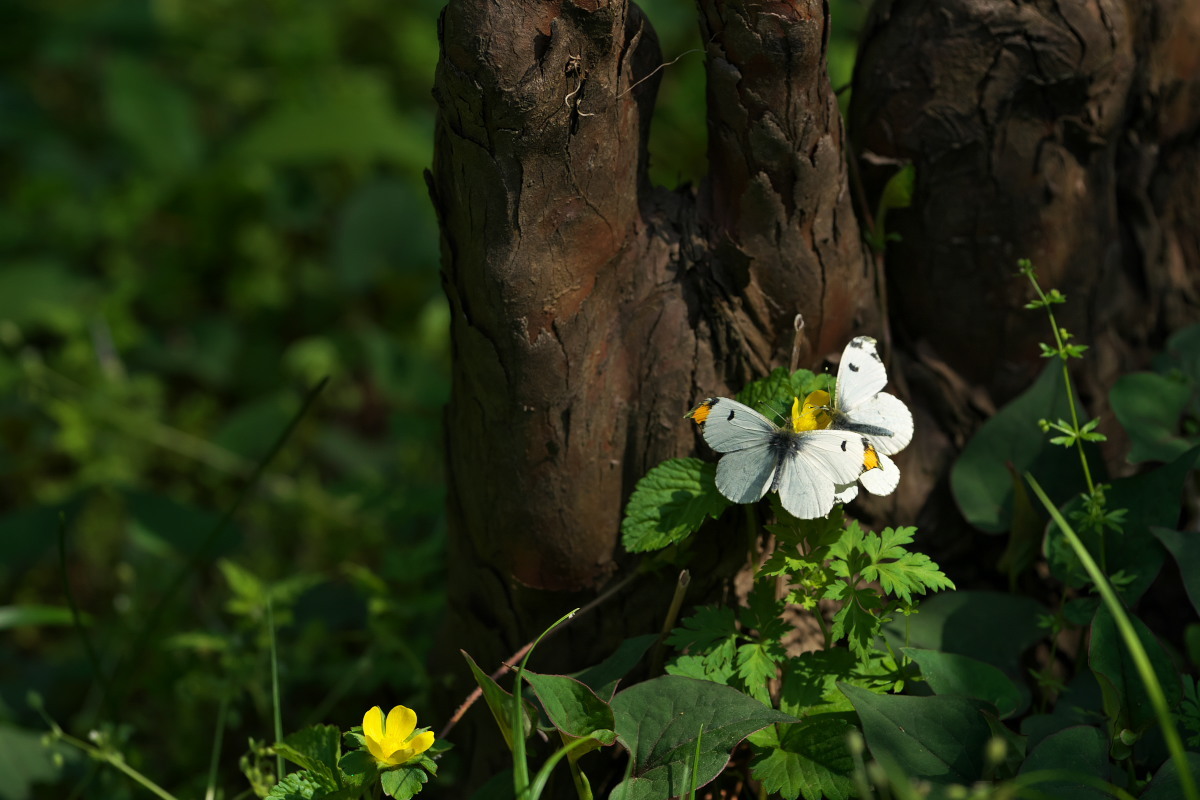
top-left (1, 0), bottom-right (871, 796)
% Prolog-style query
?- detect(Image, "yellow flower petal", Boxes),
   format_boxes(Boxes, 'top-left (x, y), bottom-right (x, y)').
top-left (363, 706), bottom-right (385, 742)
top-left (406, 731), bottom-right (435, 758)
top-left (383, 705), bottom-right (417, 748)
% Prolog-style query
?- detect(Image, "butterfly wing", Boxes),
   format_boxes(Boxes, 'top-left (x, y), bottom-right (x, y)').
top-left (775, 431), bottom-right (865, 519)
top-left (859, 450), bottom-right (900, 496)
top-left (715, 444), bottom-right (779, 504)
top-left (690, 397), bottom-right (779, 453)
top-left (848, 392), bottom-right (913, 455)
top-left (836, 336), bottom-right (888, 413)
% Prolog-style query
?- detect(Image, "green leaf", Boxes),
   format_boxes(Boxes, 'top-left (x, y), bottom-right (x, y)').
top-left (620, 458), bottom-right (731, 552)
top-left (274, 725), bottom-right (342, 791)
top-left (1110, 372), bottom-right (1194, 463)
top-left (572, 634), bottom-right (657, 700)
top-left (879, 164), bottom-right (915, 213)
top-left (461, 650), bottom-right (537, 751)
top-left (266, 772), bottom-right (320, 800)
top-left (778, 650), bottom-right (861, 715)
top-left (1153, 527), bottom-right (1200, 617)
top-left (1017, 726), bottom-right (1109, 800)
top-left (234, 69), bottom-right (428, 170)
top-left (840, 684), bottom-right (991, 785)
top-left (1047, 448), bottom-right (1197, 603)
top-left (0, 724), bottom-right (74, 800)
top-left (1141, 752), bottom-right (1200, 800)
top-left (103, 55), bottom-right (201, 174)
top-left (0, 605), bottom-right (82, 630)
top-left (903, 648), bottom-right (1025, 719)
top-left (380, 765), bottom-right (429, 799)
top-left (951, 363), bottom-right (1100, 533)
top-left (882, 591), bottom-right (1045, 678)
top-left (523, 671), bottom-right (615, 739)
top-left (1089, 603), bottom-right (1182, 741)
top-left (736, 368), bottom-right (832, 418)
top-left (750, 714), bottom-right (857, 800)
top-left (859, 527), bottom-right (955, 603)
top-left (610, 675), bottom-right (797, 800)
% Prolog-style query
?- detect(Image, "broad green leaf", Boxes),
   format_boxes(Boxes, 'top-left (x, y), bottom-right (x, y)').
top-left (103, 55), bottom-right (201, 174)
top-left (234, 69), bottom-right (427, 170)
top-left (883, 591), bottom-right (1045, 677)
top-left (879, 164), bottom-right (915, 213)
top-left (903, 648), bottom-right (1025, 719)
top-left (1017, 725), bottom-right (1109, 800)
top-left (523, 671), bottom-right (614, 739)
top-left (749, 714), bottom-right (856, 800)
top-left (0, 261), bottom-right (97, 330)
top-left (1020, 670), bottom-right (1106, 751)
top-left (1141, 751), bottom-right (1200, 800)
top-left (951, 363), bottom-right (1100, 533)
top-left (1152, 527), bottom-right (1200, 617)
top-left (1154, 322), bottom-right (1200, 384)
top-left (572, 634), bottom-right (657, 700)
top-left (1109, 372), bottom-right (1194, 463)
top-left (334, 179), bottom-right (438, 292)
top-left (840, 684), bottom-right (991, 785)
top-left (620, 458), bottom-right (730, 552)
top-left (1047, 447), bottom-right (1197, 603)
top-left (461, 651), bottom-right (537, 751)
top-left (275, 725), bottom-right (342, 791)
top-left (380, 765), bottom-right (429, 799)
top-left (0, 605), bottom-right (82, 630)
top-left (610, 675), bottom-right (797, 800)
top-left (1089, 604), bottom-right (1182, 741)
top-left (0, 724), bottom-right (74, 800)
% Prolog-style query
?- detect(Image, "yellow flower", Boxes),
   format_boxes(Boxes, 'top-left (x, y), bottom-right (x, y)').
top-left (362, 705), bottom-right (435, 767)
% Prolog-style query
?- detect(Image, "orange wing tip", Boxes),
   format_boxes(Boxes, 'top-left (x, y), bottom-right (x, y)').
top-left (863, 441), bottom-right (881, 472)
top-left (686, 398), bottom-right (717, 424)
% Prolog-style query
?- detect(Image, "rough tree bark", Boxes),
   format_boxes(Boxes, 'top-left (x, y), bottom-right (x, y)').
top-left (427, 0), bottom-right (1200, 787)
top-left (428, 0), bottom-right (874, 782)
top-left (850, 0), bottom-right (1200, 520)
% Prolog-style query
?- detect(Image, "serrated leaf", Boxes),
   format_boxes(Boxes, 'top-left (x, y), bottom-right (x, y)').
top-left (736, 368), bottom-right (833, 417)
top-left (750, 714), bottom-right (857, 800)
top-left (841, 684), bottom-right (991, 785)
top-left (275, 725), bottom-right (342, 791)
top-left (903, 648), bottom-right (1025, 718)
top-left (266, 772), bottom-right (320, 800)
top-left (620, 458), bottom-right (730, 552)
top-left (779, 650), bottom-right (861, 715)
top-left (380, 765), bottom-right (429, 799)
top-left (736, 642), bottom-right (782, 702)
top-left (666, 605), bottom-right (737, 652)
top-left (610, 676), bottom-right (798, 800)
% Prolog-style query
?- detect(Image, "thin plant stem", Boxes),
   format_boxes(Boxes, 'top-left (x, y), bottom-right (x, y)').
top-left (649, 570), bottom-right (690, 677)
top-left (1026, 473), bottom-right (1199, 800)
top-left (33, 704), bottom-right (181, 800)
top-left (269, 596), bottom-right (284, 783)
top-left (205, 692), bottom-right (230, 800)
top-left (513, 608), bottom-right (579, 799)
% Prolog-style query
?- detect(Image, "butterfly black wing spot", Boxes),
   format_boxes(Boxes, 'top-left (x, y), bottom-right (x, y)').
top-left (727, 409), bottom-right (736, 421)
top-left (849, 339), bottom-right (865, 349)
top-left (840, 440), bottom-right (848, 451)
top-left (848, 363), bottom-right (860, 372)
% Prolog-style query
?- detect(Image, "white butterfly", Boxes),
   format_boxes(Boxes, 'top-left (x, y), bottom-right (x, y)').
top-left (826, 336), bottom-right (914, 500)
top-left (687, 395), bottom-right (866, 519)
